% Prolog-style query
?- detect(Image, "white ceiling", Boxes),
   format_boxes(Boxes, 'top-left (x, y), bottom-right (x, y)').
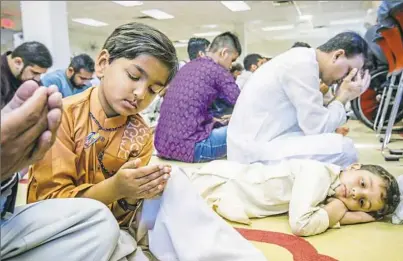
top-left (1, 1), bottom-right (377, 59)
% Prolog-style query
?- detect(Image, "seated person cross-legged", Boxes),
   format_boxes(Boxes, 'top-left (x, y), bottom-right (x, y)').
top-left (227, 32), bottom-right (371, 168)
top-left (27, 23), bottom-right (266, 261)
top-left (155, 32), bottom-right (242, 163)
top-left (190, 159), bottom-right (401, 237)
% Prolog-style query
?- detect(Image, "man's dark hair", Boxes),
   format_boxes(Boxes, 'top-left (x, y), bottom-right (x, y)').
top-left (209, 32), bottom-right (242, 56)
top-left (318, 31), bottom-right (369, 59)
top-left (360, 164), bottom-right (400, 219)
top-left (187, 38), bottom-right (210, 60)
top-left (243, 53), bottom-right (263, 71)
top-left (230, 63), bottom-right (243, 73)
top-left (11, 41), bottom-right (52, 68)
top-left (69, 54), bottom-right (95, 73)
top-left (291, 42), bottom-right (311, 48)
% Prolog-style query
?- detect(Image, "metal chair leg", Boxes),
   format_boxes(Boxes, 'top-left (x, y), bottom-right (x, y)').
top-left (382, 74), bottom-right (403, 149)
top-left (376, 75), bottom-right (397, 135)
top-left (373, 86), bottom-right (387, 131)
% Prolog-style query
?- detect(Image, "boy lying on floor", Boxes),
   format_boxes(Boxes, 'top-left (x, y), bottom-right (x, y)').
top-left (189, 159), bottom-right (401, 236)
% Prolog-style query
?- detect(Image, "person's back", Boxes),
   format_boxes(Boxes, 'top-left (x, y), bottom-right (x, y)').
top-left (156, 31), bottom-right (242, 163)
top-left (228, 47), bottom-right (320, 163)
top-left (156, 56), bottom-right (239, 162)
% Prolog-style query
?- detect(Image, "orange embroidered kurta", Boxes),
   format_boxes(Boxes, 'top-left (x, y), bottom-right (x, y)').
top-left (27, 87), bottom-right (153, 225)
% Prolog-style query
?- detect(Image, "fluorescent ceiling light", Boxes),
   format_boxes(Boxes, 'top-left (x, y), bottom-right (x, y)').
top-left (174, 43), bottom-right (188, 48)
top-left (202, 24), bottom-right (218, 29)
top-left (141, 9), bottom-right (174, 20)
top-left (112, 1), bottom-right (143, 7)
top-left (220, 1), bottom-right (251, 12)
top-left (330, 19), bottom-right (363, 25)
top-left (193, 31), bottom-right (222, 37)
top-left (177, 39), bottom-right (188, 43)
top-left (72, 18), bottom-right (108, 27)
top-left (262, 24), bottom-right (294, 31)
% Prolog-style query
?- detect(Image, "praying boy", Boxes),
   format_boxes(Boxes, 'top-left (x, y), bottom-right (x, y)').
top-left (27, 22), bottom-right (265, 260)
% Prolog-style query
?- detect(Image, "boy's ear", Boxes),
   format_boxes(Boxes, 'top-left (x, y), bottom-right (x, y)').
top-left (95, 49), bottom-right (110, 79)
top-left (345, 163), bottom-right (362, 171)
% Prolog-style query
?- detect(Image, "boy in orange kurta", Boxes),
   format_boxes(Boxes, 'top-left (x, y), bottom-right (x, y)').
top-left (27, 22), bottom-right (179, 259)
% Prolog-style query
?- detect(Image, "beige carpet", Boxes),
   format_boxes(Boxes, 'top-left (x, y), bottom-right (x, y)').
top-left (16, 120), bottom-right (403, 261)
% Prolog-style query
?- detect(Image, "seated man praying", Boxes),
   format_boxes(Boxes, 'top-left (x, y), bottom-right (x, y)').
top-left (155, 32), bottom-right (242, 163)
top-left (227, 31), bottom-right (371, 168)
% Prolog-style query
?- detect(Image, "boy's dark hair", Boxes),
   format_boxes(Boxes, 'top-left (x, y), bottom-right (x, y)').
top-left (12, 41), bottom-right (52, 68)
top-left (187, 37), bottom-right (210, 60)
top-left (230, 63), bottom-right (243, 73)
top-left (243, 53), bottom-right (263, 71)
top-left (209, 32), bottom-right (242, 57)
top-left (69, 54), bottom-right (95, 73)
top-left (291, 42), bottom-right (311, 48)
top-left (318, 31), bottom-right (369, 59)
top-left (360, 164), bottom-right (400, 219)
top-left (102, 22), bottom-right (178, 84)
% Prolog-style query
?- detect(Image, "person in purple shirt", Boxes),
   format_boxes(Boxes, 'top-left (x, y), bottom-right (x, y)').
top-left (155, 32), bottom-right (242, 163)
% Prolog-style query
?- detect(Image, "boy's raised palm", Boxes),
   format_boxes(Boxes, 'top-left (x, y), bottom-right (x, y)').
top-left (114, 158), bottom-right (171, 201)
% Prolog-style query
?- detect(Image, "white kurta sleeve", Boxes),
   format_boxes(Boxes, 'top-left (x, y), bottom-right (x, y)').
top-left (288, 160), bottom-right (333, 236)
top-left (281, 57), bottom-right (346, 134)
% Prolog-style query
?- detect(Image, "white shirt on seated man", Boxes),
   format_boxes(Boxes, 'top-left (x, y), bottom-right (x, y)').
top-left (227, 32), bottom-right (371, 168)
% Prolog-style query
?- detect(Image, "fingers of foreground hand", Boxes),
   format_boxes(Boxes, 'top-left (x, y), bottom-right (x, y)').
top-left (1, 87), bottom-right (48, 140)
top-left (47, 108), bottom-right (62, 134)
top-left (30, 130), bottom-right (53, 162)
top-left (47, 89), bottom-right (63, 110)
top-left (2, 80), bottom-right (40, 113)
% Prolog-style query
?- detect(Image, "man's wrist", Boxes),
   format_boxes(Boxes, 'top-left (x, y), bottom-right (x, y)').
top-left (334, 95), bottom-right (348, 106)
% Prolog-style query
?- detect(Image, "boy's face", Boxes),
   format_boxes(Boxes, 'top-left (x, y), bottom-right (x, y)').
top-left (335, 165), bottom-right (386, 213)
top-left (96, 51), bottom-right (169, 117)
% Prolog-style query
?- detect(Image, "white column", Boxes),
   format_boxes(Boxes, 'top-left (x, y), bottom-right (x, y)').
top-left (234, 22), bottom-right (247, 61)
top-left (20, 1), bottom-right (70, 71)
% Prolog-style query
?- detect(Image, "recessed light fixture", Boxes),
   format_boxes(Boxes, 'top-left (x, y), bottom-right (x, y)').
top-left (193, 31), bottom-right (222, 37)
top-left (72, 18), bottom-right (108, 27)
top-left (202, 24), bottom-right (218, 29)
top-left (112, 1), bottom-right (143, 7)
top-left (262, 24), bottom-right (294, 31)
top-left (220, 1), bottom-right (251, 12)
top-left (174, 43), bottom-right (188, 48)
top-left (141, 9), bottom-right (174, 20)
top-left (330, 19), bottom-right (363, 25)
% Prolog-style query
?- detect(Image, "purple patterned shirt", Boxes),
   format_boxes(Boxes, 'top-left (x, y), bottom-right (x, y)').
top-left (155, 57), bottom-right (240, 162)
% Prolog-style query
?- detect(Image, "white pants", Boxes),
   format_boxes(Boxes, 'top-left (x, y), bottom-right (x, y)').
top-left (1, 169), bottom-right (265, 261)
top-left (1, 198), bottom-right (121, 261)
top-left (261, 135), bottom-right (358, 169)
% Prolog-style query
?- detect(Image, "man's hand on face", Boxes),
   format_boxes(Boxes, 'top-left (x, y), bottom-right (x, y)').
top-left (1, 80), bottom-right (63, 180)
top-left (335, 68), bottom-right (370, 105)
